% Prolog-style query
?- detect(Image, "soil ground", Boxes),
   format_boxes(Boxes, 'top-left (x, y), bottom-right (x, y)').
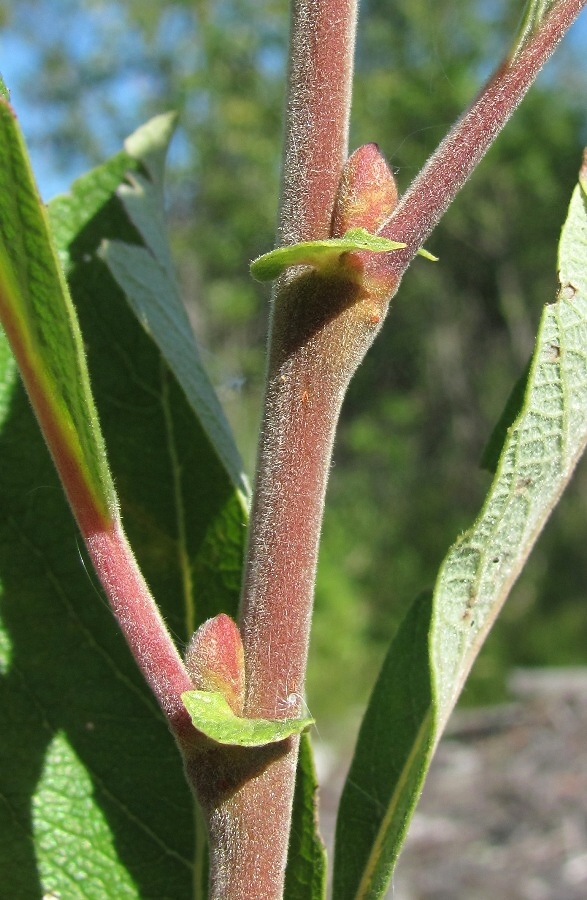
top-left (317, 668), bottom-right (587, 899)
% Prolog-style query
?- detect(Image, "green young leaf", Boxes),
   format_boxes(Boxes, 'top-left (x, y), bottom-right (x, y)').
top-left (250, 228), bottom-right (407, 282)
top-left (0, 95), bottom-right (116, 526)
top-left (333, 595), bottom-right (434, 900)
top-left (284, 733), bottom-right (327, 900)
top-left (182, 690), bottom-right (314, 746)
top-left (0, 74), bottom-right (9, 101)
top-left (333, 162), bottom-right (587, 897)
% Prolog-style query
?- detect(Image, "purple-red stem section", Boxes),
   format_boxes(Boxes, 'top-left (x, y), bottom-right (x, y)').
top-left (1, 293), bottom-right (195, 740)
top-left (85, 524), bottom-right (195, 739)
top-left (198, 2), bottom-right (360, 898)
top-left (278, 0), bottom-right (358, 245)
top-left (379, 0), bottom-right (587, 271)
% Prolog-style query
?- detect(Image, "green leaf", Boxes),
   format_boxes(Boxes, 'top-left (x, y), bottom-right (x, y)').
top-left (431, 169), bottom-right (587, 728)
top-left (333, 162), bottom-right (587, 897)
top-left (0, 326), bottom-right (195, 898)
top-left (480, 357), bottom-right (532, 473)
top-left (0, 74), bottom-right (9, 102)
top-left (48, 116), bottom-right (247, 633)
top-left (1, 115), bottom-right (248, 896)
top-left (182, 690), bottom-right (314, 746)
top-left (284, 733), bottom-right (327, 900)
top-left (250, 228), bottom-right (407, 282)
top-left (33, 734), bottom-right (141, 898)
top-left (100, 113), bottom-right (248, 498)
top-left (0, 95), bottom-right (116, 525)
top-left (332, 594), bottom-right (434, 899)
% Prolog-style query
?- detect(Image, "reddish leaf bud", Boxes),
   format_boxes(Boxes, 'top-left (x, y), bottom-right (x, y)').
top-left (331, 143), bottom-right (398, 237)
top-left (184, 613), bottom-right (246, 716)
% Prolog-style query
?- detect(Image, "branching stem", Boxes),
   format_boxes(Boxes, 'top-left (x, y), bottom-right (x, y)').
top-left (378, 0), bottom-right (587, 275)
top-left (193, 2), bottom-right (586, 897)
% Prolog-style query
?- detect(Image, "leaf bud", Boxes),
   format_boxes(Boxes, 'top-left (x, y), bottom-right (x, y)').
top-left (184, 614), bottom-right (246, 716)
top-left (331, 143), bottom-right (398, 237)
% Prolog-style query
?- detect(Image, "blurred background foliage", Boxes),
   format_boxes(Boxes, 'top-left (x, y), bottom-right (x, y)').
top-left (2, 0), bottom-right (586, 725)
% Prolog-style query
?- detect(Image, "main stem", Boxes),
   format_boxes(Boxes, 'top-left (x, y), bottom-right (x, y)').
top-left (242, 0), bottom-right (358, 719)
top-left (201, 2), bottom-right (359, 898)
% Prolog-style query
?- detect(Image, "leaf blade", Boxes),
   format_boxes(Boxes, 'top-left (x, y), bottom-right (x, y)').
top-left (250, 228), bottom-right (407, 282)
top-left (333, 159), bottom-right (587, 898)
top-left (332, 595), bottom-right (434, 899)
top-left (432, 169), bottom-right (587, 728)
top-left (0, 96), bottom-right (116, 526)
top-left (102, 113), bottom-right (248, 499)
top-left (182, 690), bottom-right (314, 746)
top-left (284, 734), bottom-right (327, 900)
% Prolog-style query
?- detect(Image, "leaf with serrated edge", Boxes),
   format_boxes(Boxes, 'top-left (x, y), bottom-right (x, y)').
top-left (182, 690), bottom-right (314, 746)
top-left (333, 162), bottom-right (587, 898)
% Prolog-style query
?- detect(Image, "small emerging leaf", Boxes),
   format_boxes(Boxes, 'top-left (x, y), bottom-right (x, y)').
top-left (250, 227), bottom-right (407, 281)
top-left (415, 247), bottom-right (439, 262)
top-left (182, 690), bottom-right (314, 746)
top-left (332, 144), bottom-right (398, 236)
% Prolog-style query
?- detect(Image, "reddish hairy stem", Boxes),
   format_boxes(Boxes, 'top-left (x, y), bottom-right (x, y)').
top-left (2, 279), bottom-right (195, 738)
top-left (279, 0), bottom-right (358, 244)
top-left (378, 0), bottom-right (587, 273)
top-left (196, 2), bottom-right (359, 898)
top-left (85, 523), bottom-right (195, 740)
